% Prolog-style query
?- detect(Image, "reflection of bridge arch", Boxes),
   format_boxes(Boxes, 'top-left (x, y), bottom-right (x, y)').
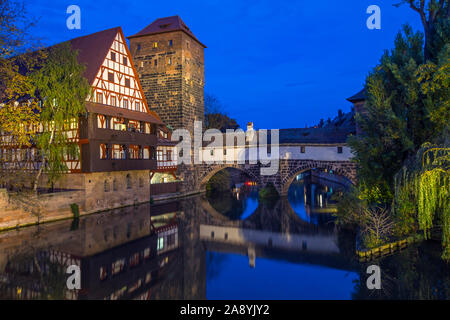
top-left (198, 164), bottom-right (262, 191)
top-left (280, 160), bottom-right (356, 195)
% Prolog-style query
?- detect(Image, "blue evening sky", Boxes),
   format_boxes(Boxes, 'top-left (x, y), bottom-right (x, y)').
top-left (26, 0), bottom-right (423, 129)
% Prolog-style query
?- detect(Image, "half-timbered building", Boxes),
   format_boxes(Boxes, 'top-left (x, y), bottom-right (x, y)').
top-left (0, 26), bottom-right (180, 210)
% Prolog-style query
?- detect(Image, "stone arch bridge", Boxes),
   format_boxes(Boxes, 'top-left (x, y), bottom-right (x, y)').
top-left (179, 159), bottom-right (357, 196)
top-left (176, 127), bottom-right (358, 196)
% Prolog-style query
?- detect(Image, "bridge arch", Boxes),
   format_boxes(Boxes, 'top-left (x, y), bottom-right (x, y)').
top-left (198, 164), bottom-right (262, 192)
top-left (280, 160), bottom-right (356, 195)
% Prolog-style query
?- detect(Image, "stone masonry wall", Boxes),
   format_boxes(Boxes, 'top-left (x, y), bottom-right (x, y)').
top-left (129, 31), bottom-right (205, 135)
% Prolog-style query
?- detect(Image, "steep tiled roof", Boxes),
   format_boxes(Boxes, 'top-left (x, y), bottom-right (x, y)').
top-left (128, 15), bottom-right (206, 47)
top-left (68, 27), bottom-right (121, 84)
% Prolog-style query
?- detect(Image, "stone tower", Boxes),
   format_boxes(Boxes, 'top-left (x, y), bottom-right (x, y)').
top-left (128, 16), bottom-right (206, 135)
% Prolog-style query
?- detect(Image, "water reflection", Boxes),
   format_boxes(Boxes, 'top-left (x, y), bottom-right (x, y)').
top-left (0, 175), bottom-right (448, 300)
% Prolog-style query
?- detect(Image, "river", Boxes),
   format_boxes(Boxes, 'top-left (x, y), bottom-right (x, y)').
top-left (0, 175), bottom-right (448, 300)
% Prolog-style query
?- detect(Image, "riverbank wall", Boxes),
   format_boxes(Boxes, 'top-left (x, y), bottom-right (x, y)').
top-left (0, 170), bottom-right (155, 231)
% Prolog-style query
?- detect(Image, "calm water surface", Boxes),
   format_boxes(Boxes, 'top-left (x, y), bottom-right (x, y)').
top-left (0, 176), bottom-right (448, 300)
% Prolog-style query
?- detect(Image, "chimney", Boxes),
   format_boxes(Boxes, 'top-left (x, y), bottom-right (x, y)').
top-left (247, 122), bottom-right (254, 131)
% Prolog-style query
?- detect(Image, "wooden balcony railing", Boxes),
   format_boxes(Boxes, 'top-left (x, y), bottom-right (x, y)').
top-left (150, 182), bottom-right (180, 195)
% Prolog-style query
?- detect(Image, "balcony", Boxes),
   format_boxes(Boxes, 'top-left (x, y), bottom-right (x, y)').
top-left (156, 160), bottom-right (177, 171)
top-left (150, 182), bottom-right (180, 195)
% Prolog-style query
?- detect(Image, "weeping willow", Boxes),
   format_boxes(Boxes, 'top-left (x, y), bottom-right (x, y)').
top-left (394, 143), bottom-right (450, 260)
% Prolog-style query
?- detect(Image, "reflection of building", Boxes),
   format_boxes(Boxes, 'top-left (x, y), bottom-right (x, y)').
top-left (0, 202), bottom-right (184, 300)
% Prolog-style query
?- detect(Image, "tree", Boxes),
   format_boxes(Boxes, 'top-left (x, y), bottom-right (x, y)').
top-left (348, 25), bottom-right (446, 202)
top-left (0, 0), bottom-right (43, 188)
top-left (204, 93), bottom-right (239, 131)
top-left (395, 0), bottom-right (449, 61)
top-left (30, 42), bottom-right (90, 191)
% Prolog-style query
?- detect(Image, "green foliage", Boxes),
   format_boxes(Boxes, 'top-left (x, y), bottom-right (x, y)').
top-left (258, 182), bottom-right (279, 200)
top-left (70, 203), bottom-right (79, 218)
top-left (348, 25), bottom-right (427, 203)
top-left (349, 24), bottom-right (450, 204)
top-left (206, 170), bottom-right (231, 196)
top-left (394, 144), bottom-right (450, 260)
top-left (30, 42), bottom-right (90, 187)
top-left (392, 184), bottom-right (418, 237)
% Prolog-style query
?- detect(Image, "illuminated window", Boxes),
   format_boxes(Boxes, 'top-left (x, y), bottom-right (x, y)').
top-left (157, 237), bottom-right (164, 251)
top-left (153, 42), bottom-right (157, 48)
top-left (168, 57), bottom-right (172, 65)
top-left (99, 266), bottom-right (108, 281)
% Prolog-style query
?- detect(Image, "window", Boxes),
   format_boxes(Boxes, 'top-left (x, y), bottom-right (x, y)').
top-left (128, 144), bottom-right (140, 159)
top-left (113, 117), bottom-right (126, 131)
top-left (97, 115), bottom-right (107, 129)
top-left (110, 96), bottom-right (116, 107)
top-left (99, 267), bottom-right (108, 281)
top-left (108, 72), bottom-right (114, 82)
top-left (168, 40), bottom-right (173, 46)
top-left (104, 180), bottom-right (109, 192)
top-left (137, 44), bottom-right (141, 51)
top-left (123, 99), bottom-right (128, 109)
top-left (337, 146), bottom-right (343, 154)
top-left (112, 144), bottom-right (125, 159)
top-left (111, 52), bottom-right (116, 62)
top-left (223, 149), bottom-right (227, 155)
top-left (125, 78), bottom-right (130, 88)
top-left (126, 174), bottom-right (132, 189)
top-left (100, 144), bottom-right (110, 159)
top-left (154, 59), bottom-right (157, 67)
top-left (210, 149), bottom-right (214, 156)
top-left (111, 259), bottom-right (125, 276)
top-left (157, 237), bottom-right (164, 251)
top-left (96, 92), bottom-right (103, 104)
top-left (153, 42), bottom-right (157, 48)
top-left (300, 146), bottom-right (305, 153)
top-left (168, 57), bottom-right (172, 65)
top-left (123, 57), bottom-right (127, 66)
top-left (113, 179), bottom-right (118, 191)
top-left (135, 102), bottom-right (140, 112)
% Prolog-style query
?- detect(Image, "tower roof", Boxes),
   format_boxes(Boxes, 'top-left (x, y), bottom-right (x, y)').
top-left (128, 15), bottom-right (206, 48)
top-left (346, 88), bottom-right (367, 103)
